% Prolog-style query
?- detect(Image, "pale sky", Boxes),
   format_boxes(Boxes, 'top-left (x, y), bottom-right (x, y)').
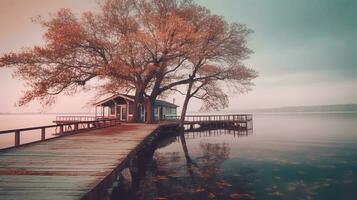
top-left (0, 0), bottom-right (356, 113)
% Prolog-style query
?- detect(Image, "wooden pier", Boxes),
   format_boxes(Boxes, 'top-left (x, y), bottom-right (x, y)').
top-left (0, 122), bottom-right (177, 200)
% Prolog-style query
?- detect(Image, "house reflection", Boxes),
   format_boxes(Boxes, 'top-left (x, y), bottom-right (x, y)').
top-left (110, 128), bottom-right (254, 200)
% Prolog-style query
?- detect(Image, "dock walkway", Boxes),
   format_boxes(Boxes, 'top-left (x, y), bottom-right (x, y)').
top-left (0, 123), bottom-right (168, 200)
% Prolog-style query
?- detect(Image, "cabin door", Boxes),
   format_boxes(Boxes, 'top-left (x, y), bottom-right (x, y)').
top-left (122, 107), bottom-right (127, 121)
top-left (116, 106), bottom-right (121, 120)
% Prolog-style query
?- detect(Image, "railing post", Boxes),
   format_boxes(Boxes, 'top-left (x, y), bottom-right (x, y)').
top-left (15, 131), bottom-right (20, 146)
top-left (41, 128), bottom-right (46, 141)
top-left (60, 125), bottom-right (64, 134)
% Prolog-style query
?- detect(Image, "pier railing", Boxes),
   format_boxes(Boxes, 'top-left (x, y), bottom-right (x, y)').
top-left (55, 115), bottom-right (100, 123)
top-left (164, 114), bottom-right (253, 122)
top-left (0, 118), bottom-right (121, 149)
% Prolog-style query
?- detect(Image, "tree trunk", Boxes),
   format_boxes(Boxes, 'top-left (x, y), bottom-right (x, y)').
top-left (132, 89), bottom-right (144, 123)
top-left (145, 97), bottom-right (156, 124)
top-left (179, 80), bottom-right (194, 128)
top-left (145, 72), bottom-right (164, 124)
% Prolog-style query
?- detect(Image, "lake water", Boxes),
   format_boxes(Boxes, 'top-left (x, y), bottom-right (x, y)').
top-left (111, 112), bottom-right (357, 200)
top-left (0, 113), bottom-right (356, 199)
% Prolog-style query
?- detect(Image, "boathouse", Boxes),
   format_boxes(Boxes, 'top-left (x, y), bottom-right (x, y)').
top-left (94, 94), bottom-right (178, 122)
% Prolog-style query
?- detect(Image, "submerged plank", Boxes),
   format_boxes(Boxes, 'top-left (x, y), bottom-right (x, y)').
top-left (0, 123), bottom-right (165, 200)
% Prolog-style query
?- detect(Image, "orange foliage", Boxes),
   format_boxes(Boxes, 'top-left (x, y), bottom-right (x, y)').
top-left (0, 0), bottom-right (257, 117)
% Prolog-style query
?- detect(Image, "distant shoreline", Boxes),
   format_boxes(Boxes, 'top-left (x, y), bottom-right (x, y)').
top-left (190, 103), bottom-right (357, 114)
top-left (242, 104), bottom-right (357, 113)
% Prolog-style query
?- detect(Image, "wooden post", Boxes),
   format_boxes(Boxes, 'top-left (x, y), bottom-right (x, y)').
top-left (95, 106), bottom-right (97, 119)
top-left (15, 131), bottom-right (20, 146)
top-left (60, 125), bottom-right (64, 134)
top-left (114, 102), bottom-right (117, 119)
top-left (126, 101), bottom-right (129, 121)
top-left (41, 128), bottom-right (46, 141)
top-left (74, 123), bottom-right (79, 132)
top-left (102, 106), bottom-right (104, 119)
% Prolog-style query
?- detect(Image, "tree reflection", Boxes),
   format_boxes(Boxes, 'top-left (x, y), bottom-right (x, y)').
top-left (139, 129), bottom-right (236, 199)
top-left (179, 130), bottom-right (232, 199)
top-left (111, 129), bottom-right (255, 200)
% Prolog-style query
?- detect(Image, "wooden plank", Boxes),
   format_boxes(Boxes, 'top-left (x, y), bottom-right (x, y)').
top-left (0, 123), bottom-right (166, 200)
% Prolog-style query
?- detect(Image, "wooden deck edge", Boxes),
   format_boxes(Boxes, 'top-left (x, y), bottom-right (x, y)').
top-left (81, 123), bottom-right (179, 200)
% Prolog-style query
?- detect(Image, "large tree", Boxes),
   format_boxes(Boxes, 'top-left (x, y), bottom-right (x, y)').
top-left (0, 0), bottom-right (256, 124)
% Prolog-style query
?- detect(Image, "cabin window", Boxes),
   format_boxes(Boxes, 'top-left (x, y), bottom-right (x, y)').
top-left (167, 107), bottom-right (175, 114)
top-left (128, 102), bottom-right (133, 114)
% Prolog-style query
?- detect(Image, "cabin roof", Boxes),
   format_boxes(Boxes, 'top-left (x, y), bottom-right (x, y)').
top-left (94, 94), bottom-right (178, 108)
top-left (155, 99), bottom-right (178, 108)
top-left (93, 94), bottom-right (134, 106)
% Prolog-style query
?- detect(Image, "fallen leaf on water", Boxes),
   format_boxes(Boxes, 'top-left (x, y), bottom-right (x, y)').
top-left (230, 193), bottom-right (241, 199)
top-left (269, 191), bottom-right (284, 196)
top-left (155, 176), bottom-right (169, 181)
top-left (216, 181), bottom-right (232, 188)
top-left (208, 193), bottom-right (216, 199)
top-left (155, 197), bottom-right (168, 200)
top-left (194, 187), bottom-right (205, 192)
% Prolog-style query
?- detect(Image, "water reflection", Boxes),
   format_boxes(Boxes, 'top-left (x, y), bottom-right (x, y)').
top-left (183, 128), bottom-right (252, 140)
top-left (111, 129), bottom-right (253, 200)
